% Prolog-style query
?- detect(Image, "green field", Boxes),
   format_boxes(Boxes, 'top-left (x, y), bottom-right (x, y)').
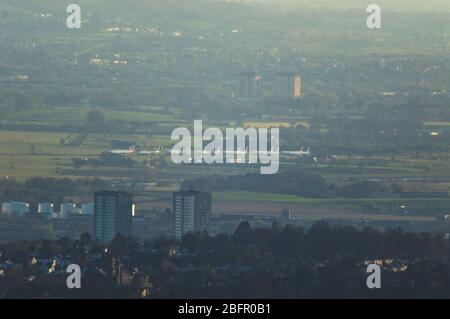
top-left (214, 191), bottom-right (450, 206)
top-left (0, 105), bottom-right (184, 180)
top-left (7, 106), bottom-right (177, 124)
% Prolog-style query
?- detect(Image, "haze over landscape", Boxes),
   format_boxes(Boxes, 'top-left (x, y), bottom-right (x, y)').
top-left (238, 0), bottom-right (450, 12)
top-left (0, 0), bottom-right (450, 300)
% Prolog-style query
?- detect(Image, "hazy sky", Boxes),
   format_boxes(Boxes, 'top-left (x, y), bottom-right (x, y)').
top-left (233, 0), bottom-right (450, 12)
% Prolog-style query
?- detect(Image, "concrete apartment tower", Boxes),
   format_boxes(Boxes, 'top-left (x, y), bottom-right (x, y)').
top-left (276, 72), bottom-right (302, 98)
top-left (173, 191), bottom-right (212, 240)
top-left (94, 191), bottom-right (133, 243)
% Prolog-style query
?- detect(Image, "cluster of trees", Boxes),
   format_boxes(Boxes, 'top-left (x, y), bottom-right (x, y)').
top-left (0, 177), bottom-right (109, 209)
top-left (178, 222), bottom-right (449, 261)
top-left (182, 172), bottom-right (395, 198)
top-left (72, 153), bottom-right (135, 170)
top-left (148, 222), bottom-right (450, 298)
top-left (182, 171), bottom-right (328, 197)
top-left (2, 222), bottom-right (450, 298)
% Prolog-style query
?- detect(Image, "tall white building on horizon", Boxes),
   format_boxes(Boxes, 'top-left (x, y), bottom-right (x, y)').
top-left (173, 191), bottom-right (212, 240)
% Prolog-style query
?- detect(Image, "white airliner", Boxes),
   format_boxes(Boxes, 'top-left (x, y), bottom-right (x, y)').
top-left (281, 147), bottom-right (312, 157)
top-left (174, 147), bottom-right (312, 157)
top-left (137, 147), bottom-right (163, 155)
top-left (109, 146), bottom-right (168, 156)
top-left (174, 147), bottom-right (312, 163)
top-left (171, 148), bottom-right (249, 163)
top-left (109, 145), bottom-right (136, 155)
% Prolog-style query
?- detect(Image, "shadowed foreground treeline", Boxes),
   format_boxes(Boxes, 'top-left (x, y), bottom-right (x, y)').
top-left (2, 222), bottom-right (450, 298)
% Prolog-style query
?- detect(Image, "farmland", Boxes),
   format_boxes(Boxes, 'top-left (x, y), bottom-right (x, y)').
top-left (1, 100), bottom-right (450, 227)
top-left (0, 0), bottom-right (449, 229)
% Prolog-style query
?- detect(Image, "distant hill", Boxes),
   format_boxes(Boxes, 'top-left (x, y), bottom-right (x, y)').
top-left (227, 0), bottom-right (450, 12)
top-left (0, 0), bottom-right (448, 57)
top-left (4, 0), bottom-right (449, 15)
top-left (0, 0), bottom-right (264, 27)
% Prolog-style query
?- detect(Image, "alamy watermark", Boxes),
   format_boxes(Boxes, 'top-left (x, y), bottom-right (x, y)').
top-left (66, 4), bottom-right (81, 29)
top-left (366, 264), bottom-right (381, 289)
top-left (366, 4), bottom-right (382, 29)
top-left (66, 264), bottom-right (81, 289)
top-left (171, 120), bottom-right (279, 175)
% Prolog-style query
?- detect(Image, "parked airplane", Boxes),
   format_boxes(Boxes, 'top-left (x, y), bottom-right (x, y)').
top-left (109, 146), bottom-right (168, 156)
top-left (172, 148), bottom-right (249, 164)
top-left (108, 145), bottom-right (136, 155)
top-left (137, 147), bottom-right (163, 155)
top-left (169, 147), bottom-right (318, 163)
top-left (281, 147), bottom-right (312, 157)
top-left (176, 147), bottom-right (312, 158)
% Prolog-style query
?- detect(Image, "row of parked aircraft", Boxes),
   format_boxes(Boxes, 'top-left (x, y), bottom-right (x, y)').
top-left (109, 145), bottom-right (312, 158)
top-left (109, 145), bottom-right (163, 155)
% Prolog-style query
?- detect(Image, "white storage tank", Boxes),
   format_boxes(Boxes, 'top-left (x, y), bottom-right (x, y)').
top-left (81, 202), bottom-right (94, 215)
top-left (38, 202), bottom-right (54, 216)
top-left (2, 201), bottom-right (30, 217)
top-left (1, 202), bottom-right (10, 215)
top-left (60, 203), bottom-right (78, 219)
